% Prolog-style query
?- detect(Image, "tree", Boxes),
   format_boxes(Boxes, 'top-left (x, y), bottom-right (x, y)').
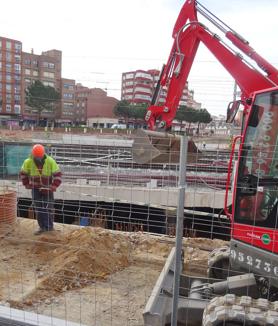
top-left (25, 80), bottom-right (60, 124)
top-left (195, 108), bottom-right (212, 135)
top-left (175, 105), bottom-right (189, 131)
top-left (113, 101), bottom-right (148, 127)
top-left (130, 103), bottom-right (147, 120)
top-left (113, 100), bottom-right (132, 125)
top-left (175, 106), bottom-right (198, 134)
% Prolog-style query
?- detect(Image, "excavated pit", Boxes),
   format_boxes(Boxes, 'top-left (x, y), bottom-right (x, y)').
top-left (0, 218), bottom-right (227, 325)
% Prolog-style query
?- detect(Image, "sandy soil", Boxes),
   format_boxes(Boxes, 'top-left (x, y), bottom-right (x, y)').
top-left (0, 218), bottom-right (227, 325)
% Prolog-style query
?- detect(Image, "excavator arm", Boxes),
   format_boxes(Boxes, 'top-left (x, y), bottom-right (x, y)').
top-left (145, 0), bottom-right (278, 130)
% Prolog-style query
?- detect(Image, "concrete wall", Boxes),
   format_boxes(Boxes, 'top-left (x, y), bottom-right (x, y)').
top-left (6, 181), bottom-right (232, 209)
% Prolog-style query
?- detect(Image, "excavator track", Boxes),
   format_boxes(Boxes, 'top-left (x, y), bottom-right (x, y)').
top-left (203, 294), bottom-right (278, 326)
top-left (207, 246), bottom-right (231, 279)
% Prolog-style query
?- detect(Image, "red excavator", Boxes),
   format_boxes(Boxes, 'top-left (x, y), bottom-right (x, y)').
top-left (140, 0), bottom-right (278, 325)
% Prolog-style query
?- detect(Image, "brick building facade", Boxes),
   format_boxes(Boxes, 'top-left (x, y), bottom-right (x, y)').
top-left (0, 37), bottom-right (22, 119)
top-left (22, 49), bottom-right (63, 123)
top-left (75, 84), bottom-right (118, 125)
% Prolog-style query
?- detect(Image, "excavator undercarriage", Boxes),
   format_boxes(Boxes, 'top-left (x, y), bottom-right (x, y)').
top-left (143, 247), bottom-right (278, 326)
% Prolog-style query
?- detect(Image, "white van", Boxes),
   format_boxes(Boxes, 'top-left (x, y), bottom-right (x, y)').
top-left (111, 124), bottom-right (127, 129)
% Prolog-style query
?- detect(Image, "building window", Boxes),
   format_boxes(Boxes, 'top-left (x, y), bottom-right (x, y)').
top-left (24, 59), bottom-right (31, 65)
top-left (0, 40), bottom-right (2, 48)
top-left (14, 85), bottom-right (21, 94)
top-left (14, 64), bottom-right (21, 72)
top-left (135, 72), bottom-right (152, 80)
top-left (33, 60), bottom-right (38, 66)
top-left (6, 104), bottom-right (12, 112)
top-left (42, 81), bottom-right (55, 87)
top-left (14, 105), bottom-right (21, 114)
top-left (134, 94), bottom-right (151, 101)
top-left (15, 43), bottom-right (21, 50)
top-left (15, 95), bottom-right (21, 104)
top-left (6, 74), bottom-right (11, 82)
top-left (25, 78), bottom-right (31, 83)
top-left (25, 69), bottom-right (31, 75)
top-left (6, 84), bottom-right (11, 92)
top-left (14, 74), bottom-right (21, 81)
top-left (15, 54), bottom-right (21, 62)
top-left (6, 94), bottom-right (12, 104)
top-left (6, 63), bottom-right (12, 72)
top-left (63, 93), bottom-right (74, 99)
top-left (125, 73), bottom-right (134, 79)
top-left (63, 83), bottom-right (74, 90)
top-left (6, 52), bottom-right (12, 62)
top-left (43, 62), bottom-right (55, 69)
top-left (64, 102), bottom-right (74, 109)
top-left (134, 87), bottom-right (152, 94)
top-left (6, 41), bottom-right (11, 50)
top-left (43, 71), bottom-right (55, 79)
top-left (33, 70), bottom-right (38, 76)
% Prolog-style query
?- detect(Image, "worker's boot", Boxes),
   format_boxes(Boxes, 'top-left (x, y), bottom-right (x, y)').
top-left (34, 229), bottom-right (45, 235)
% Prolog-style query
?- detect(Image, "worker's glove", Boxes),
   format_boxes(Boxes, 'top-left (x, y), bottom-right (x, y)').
top-left (50, 185), bottom-right (57, 192)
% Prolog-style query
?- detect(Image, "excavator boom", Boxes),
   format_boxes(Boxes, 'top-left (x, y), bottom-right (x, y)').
top-left (132, 0), bottom-right (278, 165)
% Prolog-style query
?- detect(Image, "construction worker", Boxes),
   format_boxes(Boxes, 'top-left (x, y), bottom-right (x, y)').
top-left (20, 144), bottom-right (62, 235)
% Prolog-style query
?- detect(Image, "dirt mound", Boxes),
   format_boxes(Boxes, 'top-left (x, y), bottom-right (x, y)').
top-left (36, 228), bottom-right (131, 292)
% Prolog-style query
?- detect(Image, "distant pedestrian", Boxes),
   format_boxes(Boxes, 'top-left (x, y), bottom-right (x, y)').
top-left (20, 144), bottom-right (62, 235)
top-left (203, 141), bottom-right (206, 149)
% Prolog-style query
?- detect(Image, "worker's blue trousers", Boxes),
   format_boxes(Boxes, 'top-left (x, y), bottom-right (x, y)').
top-left (32, 189), bottom-right (54, 231)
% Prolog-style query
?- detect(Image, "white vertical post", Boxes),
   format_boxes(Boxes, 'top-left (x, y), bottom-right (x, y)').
top-left (171, 134), bottom-right (188, 326)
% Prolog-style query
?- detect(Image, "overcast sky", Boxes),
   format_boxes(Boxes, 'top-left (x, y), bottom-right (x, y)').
top-left (1, 0), bottom-right (277, 116)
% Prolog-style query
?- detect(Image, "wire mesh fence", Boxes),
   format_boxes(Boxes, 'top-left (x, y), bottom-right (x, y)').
top-left (0, 127), bottom-right (277, 325)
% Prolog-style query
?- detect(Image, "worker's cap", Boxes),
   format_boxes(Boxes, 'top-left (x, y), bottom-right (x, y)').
top-left (32, 144), bottom-right (45, 158)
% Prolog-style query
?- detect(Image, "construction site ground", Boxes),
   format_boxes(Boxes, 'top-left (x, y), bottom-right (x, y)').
top-left (0, 218), bottom-right (227, 325)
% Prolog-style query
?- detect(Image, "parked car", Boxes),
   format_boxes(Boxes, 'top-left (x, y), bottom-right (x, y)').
top-left (111, 124), bottom-right (127, 129)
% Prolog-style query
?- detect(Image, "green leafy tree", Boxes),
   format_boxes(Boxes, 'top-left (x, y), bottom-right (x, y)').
top-left (131, 103), bottom-right (148, 120)
top-left (196, 108), bottom-right (212, 134)
top-left (176, 106), bottom-right (198, 134)
top-left (113, 100), bottom-right (132, 125)
top-left (176, 105), bottom-right (189, 131)
top-left (113, 101), bottom-right (148, 127)
top-left (25, 80), bottom-right (60, 124)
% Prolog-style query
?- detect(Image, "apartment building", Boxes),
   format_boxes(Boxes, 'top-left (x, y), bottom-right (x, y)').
top-left (22, 49), bottom-right (62, 124)
top-left (58, 78), bottom-right (75, 124)
top-left (121, 69), bottom-right (201, 109)
top-left (0, 37), bottom-right (22, 119)
top-left (75, 84), bottom-right (118, 125)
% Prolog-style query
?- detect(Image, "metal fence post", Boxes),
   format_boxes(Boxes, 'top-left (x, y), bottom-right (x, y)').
top-left (171, 134), bottom-right (188, 326)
